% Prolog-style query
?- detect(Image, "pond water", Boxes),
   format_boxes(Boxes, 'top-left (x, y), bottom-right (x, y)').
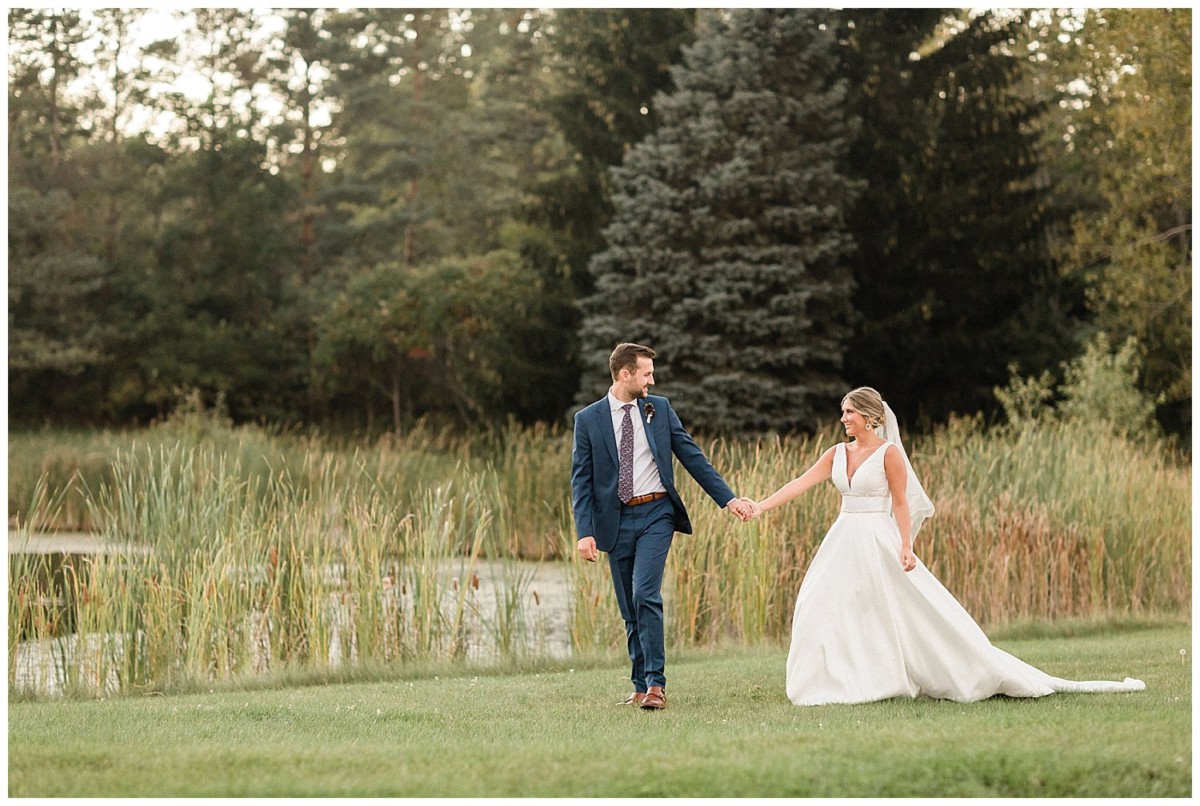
top-left (9, 534), bottom-right (576, 696)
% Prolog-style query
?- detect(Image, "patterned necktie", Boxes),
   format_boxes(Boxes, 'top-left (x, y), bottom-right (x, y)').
top-left (618, 404), bottom-right (634, 504)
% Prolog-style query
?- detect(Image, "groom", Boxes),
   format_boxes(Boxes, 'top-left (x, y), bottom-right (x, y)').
top-left (571, 342), bottom-right (753, 710)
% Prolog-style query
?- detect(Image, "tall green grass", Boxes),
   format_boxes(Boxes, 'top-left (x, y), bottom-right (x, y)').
top-left (8, 414), bottom-right (1190, 697)
top-left (10, 425), bottom-right (554, 696)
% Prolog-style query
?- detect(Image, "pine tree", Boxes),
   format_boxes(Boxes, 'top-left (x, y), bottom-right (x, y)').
top-left (518, 10), bottom-right (695, 421)
top-left (8, 10), bottom-right (116, 420)
top-left (836, 10), bottom-right (1078, 424)
top-left (536, 9), bottom-right (696, 288)
top-left (578, 9), bottom-right (861, 434)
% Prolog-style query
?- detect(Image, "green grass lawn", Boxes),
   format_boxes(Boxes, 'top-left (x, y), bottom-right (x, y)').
top-left (8, 624), bottom-right (1190, 797)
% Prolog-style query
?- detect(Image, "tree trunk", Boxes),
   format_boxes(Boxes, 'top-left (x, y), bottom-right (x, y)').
top-left (402, 17), bottom-right (428, 269)
top-left (391, 365), bottom-right (403, 433)
top-left (299, 65), bottom-right (317, 282)
top-left (47, 16), bottom-right (62, 164)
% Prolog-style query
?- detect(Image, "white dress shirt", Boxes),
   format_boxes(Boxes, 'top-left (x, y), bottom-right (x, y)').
top-left (608, 390), bottom-right (667, 499)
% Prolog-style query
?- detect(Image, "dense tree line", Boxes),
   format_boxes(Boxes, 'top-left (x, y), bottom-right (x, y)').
top-left (8, 8), bottom-right (1190, 436)
top-left (579, 9), bottom-right (862, 432)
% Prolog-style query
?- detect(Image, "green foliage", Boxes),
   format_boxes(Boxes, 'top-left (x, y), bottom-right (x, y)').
top-left (7, 10), bottom-right (125, 421)
top-left (319, 10), bottom-right (552, 269)
top-left (993, 365), bottom-right (1055, 429)
top-left (995, 332), bottom-right (1161, 441)
top-left (140, 134), bottom-right (304, 421)
top-left (1048, 9), bottom-right (1191, 434)
top-left (7, 187), bottom-right (109, 375)
top-left (4, 9), bottom-right (1189, 439)
top-left (7, 9), bottom-right (308, 425)
top-left (838, 10), bottom-right (1080, 425)
top-left (534, 8), bottom-right (696, 288)
top-left (157, 387), bottom-right (235, 436)
top-left (7, 9), bottom-right (91, 161)
top-left (579, 9), bottom-right (861, 433)
top-left (321, 11), bottom-right (476, 267)
top-left (314, 249), bottom-right (546, 429)
top-left (312, 10), bottom-right (581, 426)
top-left (1057, 335), bottom-right (1158, 439)
top-left (522, 9), bottom-right (698, 419)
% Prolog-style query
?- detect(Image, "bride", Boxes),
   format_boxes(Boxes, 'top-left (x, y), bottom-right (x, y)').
top-left (747, 387), bottom-right (1145, 706)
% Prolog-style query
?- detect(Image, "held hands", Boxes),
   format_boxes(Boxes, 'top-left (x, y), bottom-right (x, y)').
top-left (726, 497), bottom-right (759, 523)
top-left (581, 497), bottom-right (761, 562)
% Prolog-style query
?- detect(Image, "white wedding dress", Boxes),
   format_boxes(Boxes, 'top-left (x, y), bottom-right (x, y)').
top-left (785, 441), bottom-right (1145, 706)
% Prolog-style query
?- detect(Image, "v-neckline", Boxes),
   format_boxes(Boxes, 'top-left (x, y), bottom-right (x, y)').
top-left (844, 441), bottom-right (889, 489)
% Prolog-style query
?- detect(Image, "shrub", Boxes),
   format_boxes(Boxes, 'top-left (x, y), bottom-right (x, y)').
top-left (994, 332), bottom-right (1161, 441)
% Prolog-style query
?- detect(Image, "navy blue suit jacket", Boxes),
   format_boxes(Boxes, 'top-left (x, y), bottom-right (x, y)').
top-left (570, 393), bottom-right (736, 553)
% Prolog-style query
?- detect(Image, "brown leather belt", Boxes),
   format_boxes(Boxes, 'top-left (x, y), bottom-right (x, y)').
top-left (624, 491), bottom-right (668, 507)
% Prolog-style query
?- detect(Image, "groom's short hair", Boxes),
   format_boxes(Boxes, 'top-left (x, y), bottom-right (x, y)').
top-left (610, 343), bottom-right (656, 379)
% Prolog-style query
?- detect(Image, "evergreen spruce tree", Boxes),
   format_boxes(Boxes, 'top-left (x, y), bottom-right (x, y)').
top-left (578, 9), bottom-right (861, 434)
top-left (523, 9), bottom-right (696, 421)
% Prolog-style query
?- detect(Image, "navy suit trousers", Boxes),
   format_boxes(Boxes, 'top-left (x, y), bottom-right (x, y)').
top-left (607, 495), bottom-right (675, 692)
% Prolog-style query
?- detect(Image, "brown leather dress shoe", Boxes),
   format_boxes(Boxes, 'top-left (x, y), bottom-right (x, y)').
top-left (640, 686), bottom-right (666, 710)
top-left (617, 691), bottom-right (646, 706)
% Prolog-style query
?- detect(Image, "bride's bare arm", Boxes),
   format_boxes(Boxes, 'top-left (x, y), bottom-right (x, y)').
top-left (883, 444), bottom-right (917, 571)
top-left (753, 446), bottom-right (836, 516)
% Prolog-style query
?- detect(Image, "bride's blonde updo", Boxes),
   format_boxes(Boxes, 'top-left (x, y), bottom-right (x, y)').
top-left (841, 386), bottom-right (886, 431)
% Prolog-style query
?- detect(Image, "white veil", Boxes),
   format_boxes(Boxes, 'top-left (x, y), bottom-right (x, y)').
top-left (876, 402), bottom-right (935, 539)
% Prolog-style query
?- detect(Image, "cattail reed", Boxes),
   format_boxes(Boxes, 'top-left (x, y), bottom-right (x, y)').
top-left (8, 414), bottom-right (1188, 696)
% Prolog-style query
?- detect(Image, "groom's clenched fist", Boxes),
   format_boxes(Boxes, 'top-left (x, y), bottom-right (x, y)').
top-left (577, 536), bottom-right (599, 562)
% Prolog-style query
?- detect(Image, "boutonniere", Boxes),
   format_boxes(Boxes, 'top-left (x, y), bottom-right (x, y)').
top-left (644, 402), bottom-right (655, 423)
